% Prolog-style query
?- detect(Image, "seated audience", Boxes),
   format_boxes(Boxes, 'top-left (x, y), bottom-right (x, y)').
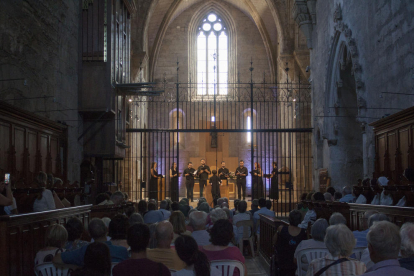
top-left (179, 203), bottom-right (191, 218)
top-left (0, 178), bottom-right (14, 215)
top-left (324, 192), bottom-right (333, 201)
top-left (129, 212), bottom-right (144, 225)
top-left (339, 186), bottom-right (356, 203)
top-left (64, 217), bottom-right (89, 251)
top-left (160, 200), bottom-right (172, 220)
top-left (35, 224), bottom-right (68, 266)
top-left (137, 200), bottom-right (148, 216)
top-left (144, 202), bottom-right (164, 224)
top-left (110, 191), bottom-right (125, 205)
top-left (125, 206), bottom-right (136, 218)
top-left (274, 210), bottom-right (307, 276)
top-left (250, 199), bottom-right (260, 217)
top-left (306, 192), bottom-right (314, 200)
top-left (334, 192), bottom-right (343, 201)
top-left (352, 210), bottom-right (378, 247)
top-left (108, 214), bottom-right (129, 248)
top-left (197, 202), bottom-right (210, 213)
top-left (210, 207), bottom-right (228, 224)
top-left (232, 199), bottom-right (240, 214)
top-left (71, 242), bottom-right (112, 276)
top-left (95, 193), bottom-right (110, 205)
top-left (307, 224), bottom-right (366, 276)
top-left (400, 222), bottom-right (414, 271)
top-left (113, 223), bottom-right (170, 276)
top-left (329, 212), bottom-right (347, 226)
top-left (266, 199), bottom-right (272, 210)
top-left (233, 200), bottom-right (251, 243)
top-left (363, 221), bottom-right (414, 275)
top-left (170, 211), bottom-right (192, 244)
top-left (53, 218), bottom-right (128, 266)
top-left (327, 186), bottom-right (336, 196)
top-left (298, 193), bottom-right (323, 229)
top-left (147, 221), bottom-right (186, 271)
top-left (253, 198), bottom-right (275, 234)
top-left (222, 207), bottom-right (232, 222)
top-left (174, 235), bottom-right (220, 276)
top-left (190, 211), bottom-right (210, 246)
top-left (33, 171), bottom-right (65, 212)
top-left (171, 201), bottom-right (180, 211)
top-left (295, 218), bottom-right (329, 275)
top-left (200, 219), bottom-right (246, 276)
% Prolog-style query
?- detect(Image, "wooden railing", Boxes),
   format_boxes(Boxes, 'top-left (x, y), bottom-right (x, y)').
top-left (0, 205), bottom-right (92, 276)
top-left (258, 214), bottom-right (289, 263)
top-left (90, 202), bottom-right (135, 219)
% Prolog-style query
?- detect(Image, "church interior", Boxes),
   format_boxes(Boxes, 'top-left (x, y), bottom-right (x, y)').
top-left (1, 0), bottom-right (414, 275)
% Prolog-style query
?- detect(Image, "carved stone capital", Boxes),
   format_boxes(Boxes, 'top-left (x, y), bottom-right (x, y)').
top-left (292, 0), bottom-right (313, 49)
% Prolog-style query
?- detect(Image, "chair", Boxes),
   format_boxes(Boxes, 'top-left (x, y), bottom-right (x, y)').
top-left (236, 220), bottom-right (255, 257)
top-left (295, 248), bottom-right (330, 276)
top-left (211, 260), bottom-right (245, 276)
top-left (34, 263), bottom-right (73, 276)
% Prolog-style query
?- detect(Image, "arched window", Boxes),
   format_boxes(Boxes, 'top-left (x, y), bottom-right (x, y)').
top-left (197, 13), bottom-right (228, 95)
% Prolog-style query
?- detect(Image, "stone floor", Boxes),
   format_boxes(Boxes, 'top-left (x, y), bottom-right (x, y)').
top-left (245, 255), bottom-right (270, 276)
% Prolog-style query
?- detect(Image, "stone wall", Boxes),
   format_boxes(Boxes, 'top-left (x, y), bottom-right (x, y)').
top-left (0, 0), bottom-right (81, 182)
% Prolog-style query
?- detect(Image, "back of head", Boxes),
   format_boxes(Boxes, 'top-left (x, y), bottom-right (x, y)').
top-left (65, 217), bottom-right (84, 242)
top-left (311, 219), bottom-right (329, 242)
top-left (238, 200), bottom-right (247, 213)
top-left (83, 242), bottom-right (112, 276)
top-left (165, 199), bottom-right (173, 211)
top-left (190, 211), bottom-right (208, 230)
top-left (175, 235), bottom-right (210, 276)
top-left (258, 198), bottom-right (266, 208)
top-left (220, 202), bottom-right (229, 209)
top-left (36, 171), bottom-right (47, 188)
top-left (288, 210), bottom-right (302, 227)
top-left (125, 206), bottom-right (136, 218)
top-left (265, 200), bottom-right (272, 209)
top-left (223, 197), bottom-right (229, 203)
top-left (334, 192), bottom-right (342, 201)
top-left (198, 202), bottom-right (210, 213)
top-left (368, 213), bottom-right (390, 228)
top-left (400, 222), bottom-right (414, 258)
top-left (179, 204), bottom-right (190, 218)
top-left (108, 214), bottom-right (129, 240)
top-left (129, 213), bottom-right (143, 225)
top-left (324, 224), bottom-right (355, 257)
top-left (95, 193), bottom-right (110, 205)
top-left (367, 221), bottom-right (401, 260)
top-left (234, 199), bottom-right (240, 210)
top-left (300, 193), bottom-right (308, 201)
top-left (324, 192), bottom-right (333, 201)
top-left (210, 219), bottom-right (234, 246)
top-left (252, 199), bottom-right (259, 208)
top-left (110, 191), bottom-right (125, 205)
top-left (329, 212), bottom-right (347, 226)
top-left (171, 202), bottom-right (179, 211)
top-left (46, 224), bottom-right (68, 248)
top-left (137, 200), bottom-right (148, 213)
top-left (210, 208), bottom-right (227, 223)
top-left (101, 217), bottom-right (111, 228)
top-left (342, 186), bottom-right (352, 195)
top-left (222, 207), bottom-right (231, 219)
top-left (160, 200), bottom-right (168, 210)
top-left (148, 202), bottom-right (157, 211)
top-left (326, 187), bottom-right (336, 196)
top-left (312, 192), bottom-right (325, 201)
top-left (170, 211), bottom-right (186, 234)
top-left (128, 223), bottom-right (150, 253)
top-left (155, 221), bottom-right (174, 243)
top-left (88, 218), bottom-right (107, 240)
top-left (306, 192), bottom-right (314, 200)
top-left (217, 198), bottom-right (225, 207)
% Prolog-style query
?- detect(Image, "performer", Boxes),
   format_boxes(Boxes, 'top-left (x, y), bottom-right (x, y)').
top-left (270, 161), bottom-right (279, 200)
top-left (197, 159), bottom-right (210, 198)
top-left (209, 170), bottom-right (222, 200)
top-left (235, 160), bottom-right (248, 200)
top-left (252, 162), bottom-right (264, 200)
top-left (170, 162), bottom-right (179, 202)
top-left (183, 162), bottom-right (196, 202)
top-left (218, 161), bottom-right (230, 180)
top-left (149, 162), bottom-right (158, 200)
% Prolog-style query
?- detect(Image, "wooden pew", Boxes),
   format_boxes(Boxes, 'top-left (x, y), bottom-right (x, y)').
top-left (0, 205), bottom-right (92, 276)
top-left (90, 202), bottom-right (134, 219)
top-left (258, 214), bottom-right (289, 263)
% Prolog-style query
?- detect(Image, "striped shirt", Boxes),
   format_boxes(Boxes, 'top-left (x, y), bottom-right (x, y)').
top-left (306, 254), bottom-right (366, 276)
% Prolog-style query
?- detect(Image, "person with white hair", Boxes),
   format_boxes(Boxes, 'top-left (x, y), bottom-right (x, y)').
top-left (400, 222), bottom-right (414, 271)
top-left (306, 224), bottom-right (366, 276)
top-left (329, 212), bottom-right (347, 226)
top-left (210, 208), bottom-right (227, 224)
top-left (324, 192), bottom-right (333, 202)
top-left (339, 186), bottom-right (355, 203)
top-left (190, 211), bottom-right (210, 246)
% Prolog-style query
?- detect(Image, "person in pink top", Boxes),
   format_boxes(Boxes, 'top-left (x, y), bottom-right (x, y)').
top-left (200, 219), bottom-right (246, 276)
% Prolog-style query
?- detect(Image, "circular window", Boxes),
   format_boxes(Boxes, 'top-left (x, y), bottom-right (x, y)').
top-left (213, 23), bottom-right (222, 31)
top-left (208, 14), bottom-right (217, 22)
top-left (202, 23), bottom-right (211, 31)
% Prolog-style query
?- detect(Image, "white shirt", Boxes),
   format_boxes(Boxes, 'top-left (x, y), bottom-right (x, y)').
top-left (191, 230), bottom-right (211, 246)
top-left (298, 209), bottom-right (316, 229)
top-left (33, 189), bottom-right (56, 212)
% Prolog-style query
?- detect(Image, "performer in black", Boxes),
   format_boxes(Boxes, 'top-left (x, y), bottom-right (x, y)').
top-left (252, 162), bottom-right (264, 200)
top-left (209, 170), bottom-right (221, 199)
top-left (235, 160), bottom-right (248, 200)
top-left (170, 162), bottom-right (179, 202)
top-left (183, 162), bottom-right (196, 202)
top-left (149, 162), bottom-right (158, 200)
top-left (218, 161), bottom-right (229, 181)
top-left (270, 161), bottom-right (279, 200)
top-left (197, 159), bottom-right (210, 199)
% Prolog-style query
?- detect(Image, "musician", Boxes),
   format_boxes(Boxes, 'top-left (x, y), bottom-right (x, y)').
top-left (149, 162), bottom-right (158, 200)
top-left (197, 159), bottom-right (211, 198)
top-left (270, 161), bottom-right (279, 200)
top-left (170, 162), bottom-right (179, 202)
top-left (252, 162), bottom-right (264, 200)
top-left (183, 162), bottom-right (196, 202)
top-left (209, 170), bottom-right (221, 200)
top-left (235, 160), bottom-right (248, 200)
top-left (218, 161), bottom-right (230, 180)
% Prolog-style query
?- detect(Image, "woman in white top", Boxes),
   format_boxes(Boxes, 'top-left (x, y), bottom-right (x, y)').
top-left (35, 224), bottom-right (68, 266)
top-left (33, 171), bottom-right (65, 212)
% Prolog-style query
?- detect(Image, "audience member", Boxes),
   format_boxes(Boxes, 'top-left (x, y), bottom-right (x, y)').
top-left (294, 218), bottom-right (329, 275)
top-left (95, 193), bottom-right (110, 205)
top-left (179, 203), bottom-right (191, 218)
top-left (307, 224), bottom-right (366, 276)
top-left (147, 221), bottom-right (186, 271)
top-left (363, 221), bottom-right (414, 275)
top-left (334, 192), bottom-right (343, 201)
top-left (113, 223), bottom-right (170, 276)
top-left (125, 206), bottom-right (136, 218)
top-left (171, 201), bottom-right (180, 211)
top-left (0, 179), bottom-right (16, 215)
top-left (64, 217), bottom-right (89, 251)
top-left (170, 211), bottom-right (192, 243)
top-left (306, 192), bottom-right (314, 201)
top-left (327, 186), bottom-right (336, 196)
top-left (166, 199), bottom-right (173, 211)
top-left (108, 214), bottom-right (129, 248)
top-left (110, 191), bottom-right (125, 205)
top-left (33, 171), bottom-right (64, 211)
top-left (190, 211), bottom-right (210, 246)
top-left (250, 199), bottom-right (260, 217)
top-left (339, 186), bottom-right (356, 203)
top-left (274, 210), bottom-right (307, 276)
top-left (35, 224), bottom-right (68, 266)
top-left (253, 198), bottom-right (275, 234)
top-left (324, 192), bottom-right (333, 201)
top-left (200, 219), bottom-right (246, 276)
top-left (198, 202), bottom-right (210, 213)
top-left (160, 200), bottom-right (172, 220)
top-left (329, 212), bottom-right (347, 226)
top-left (222, 207), bottom-right (232, 221)
top-left (400, 222), bottom-right (414, 271)
top-left (232, 199), bottom-right (240, 214)
top-left (71, 242), bottom-right (112, 276)
top-left (137, 200), bottom-right (148, 216)
top-left (129, 212), bottom-right (144, 225)
top-left (53, 218), bottom-right (128, 266)
top-left (352, 210), bottom-right (378, 247)
top-left (266, 199), bottom-right (272, 210)
top-left (210, 207), bottom-right (228, 224)
top-left (298, 198), bottom-right (317, 229)
top-left (144, 202), bottom-right (164, 224)
top-left (233, 200), bottom-right (251, 244)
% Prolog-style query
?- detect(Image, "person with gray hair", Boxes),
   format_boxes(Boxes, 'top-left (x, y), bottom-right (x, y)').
top-left (295, 219), bottom-right (329, 275)
top-left (159, 200), bottom-right (171, 220)
top-left (329, 212), bottom-right (347, 226)
top-left (339, 186), bottom-right (356, 203)
top-left (353, 210), bottom-right (378, 247)
top-left (324, 192), bottom-right (333, 201)
top-left (197, 201), bottom-right (210, 213)
top-left (190, 211), bottom-right (210, 246)
top-left (110, 191), bottom-right (126, 205)
top-left (129, 213), bottom-right (143, 225)
top-left (307, 224), bottom-right (366, 275)
top-left (364, 221), bottom-right (414, 275)
top-left (399, 222), bottom-right (414, 271)
top-left (210, 207), bottom-right (227, 224)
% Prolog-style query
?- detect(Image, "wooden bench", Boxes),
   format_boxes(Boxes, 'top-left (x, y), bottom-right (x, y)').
top-left (258, 214), bottom-right (289, 263)
top-left (90, 202), bottom-right (135, 219)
